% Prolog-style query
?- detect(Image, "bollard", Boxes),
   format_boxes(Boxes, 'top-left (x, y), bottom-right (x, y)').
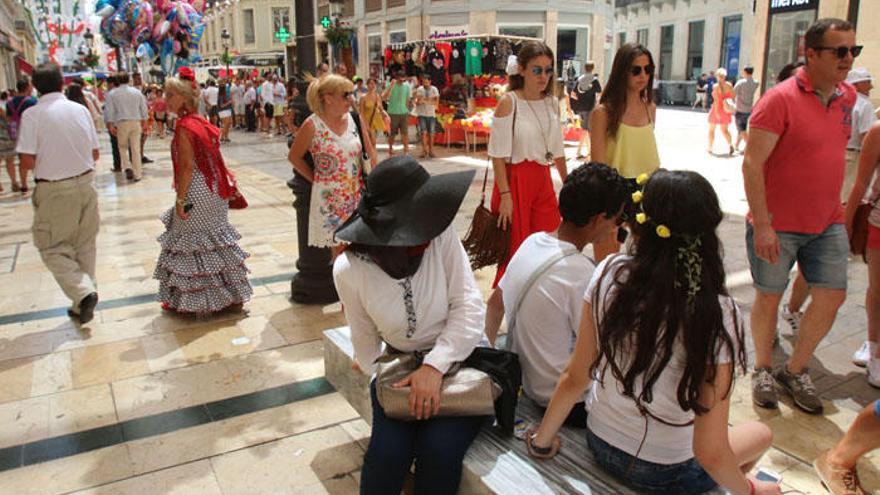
top-left (288, 173), bottom-right (340, 304)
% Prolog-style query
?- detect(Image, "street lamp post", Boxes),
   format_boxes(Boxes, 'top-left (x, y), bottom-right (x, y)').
top-left (83, 28), bottom-right (95, 82)
top-left (221, 29), bottom-right (231, 78)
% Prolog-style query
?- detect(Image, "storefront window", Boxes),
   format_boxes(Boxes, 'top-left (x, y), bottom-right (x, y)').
top-left (389, 31), bottom-right (407, 44)
top-left (637, 28), bottom-right (648, 47)
top-left (765, 9), bottom-right (815, 89)
top-left (659, 25), bottom-right (673, 80)
top-left (557, 27), bottom-right (589, 79)
top-left (618, 32), bottom-right (626, 50)
top-left (368, 34), bottom-right (383, 80)
top-left (720, 15), bottom-right (742, 81)
top-left (272, 8), bottom-right (290, 44)
top-left (686, 20), bottom-right (704, 80)
top-left (499, 25), bottom-right (543, 40)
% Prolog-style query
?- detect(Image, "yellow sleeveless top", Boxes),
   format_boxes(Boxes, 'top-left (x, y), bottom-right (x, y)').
top-left (605, 123), bottom-right (661, 178)
top-left (361, 96), bottom-right (385, 133)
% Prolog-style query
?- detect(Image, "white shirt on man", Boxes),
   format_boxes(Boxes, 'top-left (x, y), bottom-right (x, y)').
top-left (231, 83), bottom-right (244, 104)
top-left (204, 86), bottom-right (219, 106)
top-left (16, 93), bottom-right (99, 181)
top-left (243, 87), bottom-right (256, 105)
top-left (104, 84), bottom-right (147, 123)
top-left (584, 255), bottom-right (741, 465)
top-left (499, 232), bottom-right (594, 406)
top-left (848, 92), bottom-right (877, 150)
top-left (333, 226), bottom-right (487, 374)
top-left (260, 81), bottom-right (275, 105)
top-left (415, 85), bottom-right (439, 117)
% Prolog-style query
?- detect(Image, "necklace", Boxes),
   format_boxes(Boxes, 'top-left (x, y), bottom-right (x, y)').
top-left (521, 92), bottom-right (555, 163)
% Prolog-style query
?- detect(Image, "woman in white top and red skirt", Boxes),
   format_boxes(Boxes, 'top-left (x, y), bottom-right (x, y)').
top-left (485, 42), bottom-right (568, 330)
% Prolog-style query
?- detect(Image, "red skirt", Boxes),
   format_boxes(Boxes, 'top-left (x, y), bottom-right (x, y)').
top-left (490, 160), bottom-right (561, 286)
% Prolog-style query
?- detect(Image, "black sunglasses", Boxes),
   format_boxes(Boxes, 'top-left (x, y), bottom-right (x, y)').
top-left (530, 65), bottom-right (555, 76)
top-left (342, 91), bottom-right (354, 98)
top-left (813, 45), bottom-right (863, 59)
top-left (630, 64), bottom-right (655, 77)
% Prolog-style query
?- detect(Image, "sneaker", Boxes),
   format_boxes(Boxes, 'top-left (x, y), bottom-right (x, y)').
top-left (751, 367), bottom-right (778, 409)
top-left (852, 341), bottom-right (874, 367)
top-left (779, 307), bottom-right (803, 334)
top-left (867, 359), bottom-right (880, 389)
top-left (813, 450), bottom-right (865, 494)
top-left (774, 366), bottom-right (823, 414)
top-left (125, 169), bottom-right (134, 181)
top-left (77, 292), bottom-right (98, 325)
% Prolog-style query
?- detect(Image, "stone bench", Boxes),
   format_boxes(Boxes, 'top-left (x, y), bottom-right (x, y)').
top-left (324, 326), bottom-right (724, 494)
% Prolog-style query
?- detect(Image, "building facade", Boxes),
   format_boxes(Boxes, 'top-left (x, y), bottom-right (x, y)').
top-left (0, 0), bottom-right (37, 90)
top-left (750, 0), bottom-right (877, 104)
top-left (333, 0), bottom-right (615, 82)
top-left (614, 0), bottom-right (755, 82)
top-left (200, 0), bottom-right (295, 73)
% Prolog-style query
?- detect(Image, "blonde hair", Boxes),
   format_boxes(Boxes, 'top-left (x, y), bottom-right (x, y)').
top-left (164, 77), bottom-right (200, 111)
top-left (306, 74), bottom-right (354, 114)
top-left (715, 68), bottom-right (727, 79)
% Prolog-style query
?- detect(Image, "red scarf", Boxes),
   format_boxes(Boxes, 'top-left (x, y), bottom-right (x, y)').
top-left (171, 113), bottom-right (237, 199)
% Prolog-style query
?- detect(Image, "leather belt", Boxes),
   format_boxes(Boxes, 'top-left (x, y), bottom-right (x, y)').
top-left (35, 169), bottom-right (92, 183)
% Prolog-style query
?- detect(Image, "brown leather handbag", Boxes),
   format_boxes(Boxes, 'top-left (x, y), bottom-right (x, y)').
top-left (850, 201), bottom-right (875, 262)
top-left (462, 166), bottom-right (511, 270)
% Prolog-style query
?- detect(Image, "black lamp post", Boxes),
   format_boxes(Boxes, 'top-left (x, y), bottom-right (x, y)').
top-left (221, 28), bottom-right (231, 76)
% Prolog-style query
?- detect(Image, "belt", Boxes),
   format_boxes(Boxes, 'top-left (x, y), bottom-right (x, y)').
top-left (35, 169), bottom-right (93, 183)
top-left (847, 148), bottom-right (861, 152)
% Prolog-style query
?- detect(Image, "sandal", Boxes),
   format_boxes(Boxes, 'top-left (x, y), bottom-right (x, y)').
top-left (11, 183), bottom-right (21, 192)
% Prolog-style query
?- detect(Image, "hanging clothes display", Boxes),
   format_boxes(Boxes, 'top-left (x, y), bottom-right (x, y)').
top-left (448, 41), bottom-right (466, 76)
top-left (482, 40), bottom-right (496, 74)
top-left (495, 40), bottom-right (513, 74)
top-left (465, 39), bottom-right (482, 76)
top-left (426, 46), bottom-right (447, 88)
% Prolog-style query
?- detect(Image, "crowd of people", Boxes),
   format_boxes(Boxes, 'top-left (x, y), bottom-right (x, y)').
top-left (2, 14), bottom-right (879, 495)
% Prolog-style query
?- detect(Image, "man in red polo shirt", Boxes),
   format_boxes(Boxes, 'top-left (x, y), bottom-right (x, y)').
top-left (743, 18), bottom-right (858, 415)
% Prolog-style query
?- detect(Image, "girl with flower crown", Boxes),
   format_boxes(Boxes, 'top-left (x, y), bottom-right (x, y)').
top-left (526, 170), bottom-right (780, 495)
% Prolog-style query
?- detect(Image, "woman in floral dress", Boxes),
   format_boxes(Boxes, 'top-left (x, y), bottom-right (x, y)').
top-left (154, 68), bottom-right (253, 314)
top-left (288, 74), bottom-right (376, 256)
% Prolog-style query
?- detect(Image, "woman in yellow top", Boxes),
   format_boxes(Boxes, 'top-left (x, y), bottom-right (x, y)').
top-left (590, 43), bottom-right (661, 262)
top-left (358, 78), bottom-right (389, 153)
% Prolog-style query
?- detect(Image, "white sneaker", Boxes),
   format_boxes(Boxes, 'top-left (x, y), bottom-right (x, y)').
top-left (853, 341), bottom-right (875, 368)
top-left (779, 307), bottom-right (803, 335)
top-left (868, 358), bottom-right (880, 389)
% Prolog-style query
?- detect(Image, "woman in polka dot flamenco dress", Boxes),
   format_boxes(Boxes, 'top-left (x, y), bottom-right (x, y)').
top-left (153, 69), bottom-right (253, 314)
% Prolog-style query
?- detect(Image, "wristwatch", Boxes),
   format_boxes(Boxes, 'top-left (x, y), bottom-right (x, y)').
top-left (175, 197), bottom-right (186, 206)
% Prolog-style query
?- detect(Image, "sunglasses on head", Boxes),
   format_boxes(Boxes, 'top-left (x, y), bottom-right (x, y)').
top-left (629, 64), bottom-right (655, 77)
top-left (530, 65), bottom-right (555, 76)
top-left (812, 45), bottom-right (863, 59)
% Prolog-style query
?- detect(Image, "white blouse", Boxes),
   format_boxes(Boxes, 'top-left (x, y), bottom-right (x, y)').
top-left (332, 226), bottom-right (487, 374)
top-left (488, 92), bottom-right (565, 165)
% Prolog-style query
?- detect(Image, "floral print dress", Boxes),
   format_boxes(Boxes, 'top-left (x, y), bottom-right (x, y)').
top-left (307, 113), bottom-right (364, 247)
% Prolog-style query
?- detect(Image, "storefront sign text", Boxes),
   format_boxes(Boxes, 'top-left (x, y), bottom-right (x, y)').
top-left (428, 29), bottom-right (468, 40)
top-left (770, 0), bottom-right (817, 14)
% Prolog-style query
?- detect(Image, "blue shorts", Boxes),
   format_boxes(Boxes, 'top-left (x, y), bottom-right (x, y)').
top-left (746, 223), bottom-right (849, 293)
top-left (418, 116), bottom-right (436, 135)
top-left (586, 428), bottom-right (716, 494)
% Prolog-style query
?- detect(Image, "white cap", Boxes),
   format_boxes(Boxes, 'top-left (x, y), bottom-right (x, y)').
top-left (847, 68), bottom-right (873, 85)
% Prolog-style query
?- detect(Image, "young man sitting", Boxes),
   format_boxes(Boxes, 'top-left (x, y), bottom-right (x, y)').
top-left (486, 162), bottom-right (631, 426)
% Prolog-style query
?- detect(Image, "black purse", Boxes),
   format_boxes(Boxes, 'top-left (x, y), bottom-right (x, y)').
top-left (463, 347), bottom-right (521, 436)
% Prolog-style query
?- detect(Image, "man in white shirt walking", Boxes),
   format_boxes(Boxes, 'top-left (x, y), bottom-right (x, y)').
top-left (16, 62), bottom-right (101, 324)
top-left (414, 74), bottom-right (439, 158)
top-left (733, 67), bottom-right (760, 151)
top-left (243, 80), bottom-right (257, 132)
top-left (203, 80), bottom-right (219, 126)
top-left (231, 78), bottom-right (245, 129)
top-left (271, 75), bottom-right (287, 136)
top-left (260, 76), bottom-right (275, 135)
top-left (104, 72), bottom-right (148, 182)
top-left (486, 163), bottom-right (631, 425)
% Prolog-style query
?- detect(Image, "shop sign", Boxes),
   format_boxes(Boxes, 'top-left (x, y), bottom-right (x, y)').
top-left (428, 26), bottom-right (468, 40)
top-left (769, 0), bottom-right (818, 14)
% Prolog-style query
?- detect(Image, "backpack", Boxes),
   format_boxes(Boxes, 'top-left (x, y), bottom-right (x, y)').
top-left (7, 97), bottom-right (31, 141)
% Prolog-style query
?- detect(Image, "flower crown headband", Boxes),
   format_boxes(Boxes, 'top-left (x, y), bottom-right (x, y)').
top-left (630, 173), bottom-right (703, 303)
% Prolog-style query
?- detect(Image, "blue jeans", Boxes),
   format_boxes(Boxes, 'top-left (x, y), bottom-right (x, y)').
top-left (360, 381), bottom-right (488, 495)
top-left (586, 428), bottom-right (717, 494)
top-left (746, 223), bottom-right (849, 293)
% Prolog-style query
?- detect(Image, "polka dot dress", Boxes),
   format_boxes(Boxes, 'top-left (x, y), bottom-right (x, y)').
top-left (154, 167), bottom-right (253, 314)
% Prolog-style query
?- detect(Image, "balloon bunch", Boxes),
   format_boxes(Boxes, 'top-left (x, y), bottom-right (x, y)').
top-left (95, 0), bottom-right (207, 73)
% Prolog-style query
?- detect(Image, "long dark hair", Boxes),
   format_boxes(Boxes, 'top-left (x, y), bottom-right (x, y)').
top-left (65, 83), bottom-right (88, 108)
top-left (508, 41), bottom-right (555, 97)
top-left (600, 43), bottom-right (655, 138)
top-left (591, 170), bottom-right (746, 415)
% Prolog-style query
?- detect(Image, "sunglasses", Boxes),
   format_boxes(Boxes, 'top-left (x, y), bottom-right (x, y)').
top-left (813, 45), bottom-right (863, 59)
top-left (630, 64), bottom-right (655, 77)
top-left (341, 91), bottom-right (354, 98)
top-left (530, 65), bottom-right (555, 76)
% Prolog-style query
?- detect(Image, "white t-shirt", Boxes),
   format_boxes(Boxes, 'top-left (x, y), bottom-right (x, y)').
top-left (231, 84), bottom-right (244, 104)
top-left (584, 255), bottom-right (741, 464)
top-left (415, 85), bottom-right (439, 117)
top-left (848, 92), bottom-right (877, 150)
top-left (16, 93), bottom-right (99, 181)
top-left (204, 86), bottom-right (219, 106)
top-left (260, 81), bottom-right (275, 105)
top-left (489, 92), bottom-right (564, 165)
top-left (272, 82), bottom-right (287, 104)
top-left (333, 226), bottom-right (487, 374)
top-left (499, 233), bottom-right (595, 406)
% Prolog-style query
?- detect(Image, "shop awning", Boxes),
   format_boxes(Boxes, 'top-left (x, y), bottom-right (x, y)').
top-left (16, 56), bottom-right (32, 75)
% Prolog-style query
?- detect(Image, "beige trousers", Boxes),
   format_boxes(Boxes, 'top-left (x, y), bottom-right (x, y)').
top-left (32, 171), bottom-right (99, 310)
top-left (117, 120), bottom-right (143, 179)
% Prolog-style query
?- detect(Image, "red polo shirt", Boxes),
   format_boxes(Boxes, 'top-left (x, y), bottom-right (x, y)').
top-left (748, 67), bottom-right (856, 234)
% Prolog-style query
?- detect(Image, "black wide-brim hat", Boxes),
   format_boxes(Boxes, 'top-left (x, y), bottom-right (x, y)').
top-left (335, 155), bottom-right (475, 246)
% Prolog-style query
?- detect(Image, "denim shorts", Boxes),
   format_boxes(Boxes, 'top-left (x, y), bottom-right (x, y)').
top-left (735, 112), bottom-right (750, 132)
top-left (586, 429), bottom-right (717, 494)
top-left (746, 223), bottom-right (849, 293)
top-left (418, 116), bottom-right (436, 135)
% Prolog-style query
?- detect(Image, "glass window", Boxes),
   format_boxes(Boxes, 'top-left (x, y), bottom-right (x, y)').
top-left (557, 27), bottom-right (589, 78)
top-left (637, 28), bottom-right (648, 46)
top-left (720, 15), bottom-right (742, 82)
top-left (659, 25), bottom-right (674, 80)
top-left (368, 34), bottom-right (383, 80)
top-left (618, 32), bottom-right (626, 49)
top-left (686, 20), bottom-right (704, 80)
top-left (272, 8), bottom-right (290, 44)
top-left (243, 9), bottom-right (255, 44)
top-left (499, 25), bottom-right (543, 40)
top-left (389, 31), bottom-right (406, 44)
top-left (765, 10), bottom-right (814, 89)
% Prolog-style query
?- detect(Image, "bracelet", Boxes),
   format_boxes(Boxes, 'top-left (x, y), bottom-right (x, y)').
top-left (175, 198), bottom-right (186, 206)
top-left (500, 191), bottom-right (511, 196)
top-left (526, 432), bottom-right (555, 458)
top-left (747, 479), bottom-right (755, 495)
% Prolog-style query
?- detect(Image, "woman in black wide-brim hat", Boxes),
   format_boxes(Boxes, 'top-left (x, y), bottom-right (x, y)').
top-left (333, 155), bottom-right (488, 495)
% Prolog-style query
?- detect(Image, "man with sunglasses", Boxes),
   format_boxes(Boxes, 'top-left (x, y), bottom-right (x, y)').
top-left (743, 18), bottom-right (859, 416)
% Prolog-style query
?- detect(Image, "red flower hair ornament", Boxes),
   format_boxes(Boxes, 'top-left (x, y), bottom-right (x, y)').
top-left (177, 67), bottom-right (197, 89)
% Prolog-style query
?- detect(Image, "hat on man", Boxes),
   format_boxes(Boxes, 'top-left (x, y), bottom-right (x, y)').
top-left (847, 68), bottom-right (873, 85)
top-left (335, 156), bottom-right (475, 246)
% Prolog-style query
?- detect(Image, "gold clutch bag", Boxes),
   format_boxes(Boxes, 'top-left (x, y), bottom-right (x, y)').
top-left (375, 352), bottom-right (501, 420)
